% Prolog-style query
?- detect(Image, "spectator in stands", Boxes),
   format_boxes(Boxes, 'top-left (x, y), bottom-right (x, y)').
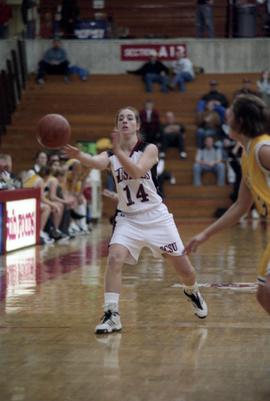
top-left (64, 158), bottom-right (91, 234)
top-left (170, 48), bottom-right (195, 92)
top-left (0, 154), bottom-right (21, 190)
top-left (196, 0), bottom-right (215, 38)
top-left (139, 100), bottom-right (162, 148)
top-left (157, 152), bottom-right (176, 197)
top-left (234, 78), bottom-right (259, 98)
top-left (127, 50), bottom-right (169, 93)
top-left (193, 136), bottom-right (225, 187)
top-left (39, 166), bottom-right (70, 241)
top-left (21, 0), bottom-right (38, 39)
top-left (196, 101), bottom-right (223, 148)
top-left (40, 12), bottom-right (53, 38)
top-left (257, 70), bottom-right (270, 106)
top-left (22, 168), bottom-right (55, 245)
top-left (61, 0), bottom-right (79, 38)
top-left (197, 80), bottom-right (229, 112)
top-left (36, 39), bottom-right (70, 84)
top-left (0, 0), bottom-right (12, 39)
top-left (161, 111), bottom-right (187, 159)
top-left (32, 151), bottom-right (48, 173)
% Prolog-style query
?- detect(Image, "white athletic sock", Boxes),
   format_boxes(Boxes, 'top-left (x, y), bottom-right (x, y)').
top-left (104, 292), bottom-right (120, 312)
top-left (184, 282), bottom-right (199, 294)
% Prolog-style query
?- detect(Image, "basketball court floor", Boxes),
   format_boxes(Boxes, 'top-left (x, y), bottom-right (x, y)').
top-left (0, 219), bottom-right (270, 401)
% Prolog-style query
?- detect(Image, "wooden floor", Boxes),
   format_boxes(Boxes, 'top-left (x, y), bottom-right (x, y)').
top-left (0, 218), bottom-right (270, 401)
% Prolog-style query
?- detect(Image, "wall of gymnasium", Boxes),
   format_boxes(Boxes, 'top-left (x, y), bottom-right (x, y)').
top-left (1, 38), bottom-right (270, 74)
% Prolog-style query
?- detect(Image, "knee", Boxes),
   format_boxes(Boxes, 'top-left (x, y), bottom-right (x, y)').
top-left (107, 251), bottom-right (125, 272)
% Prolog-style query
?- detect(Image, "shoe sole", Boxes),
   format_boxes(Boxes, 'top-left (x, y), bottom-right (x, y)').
top-left (195, 313), bottom-right (207, 319)
top-left (95, 327), bottom-right (122, 335)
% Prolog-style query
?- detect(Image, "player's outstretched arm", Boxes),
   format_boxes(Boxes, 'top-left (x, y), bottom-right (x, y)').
top-left (184, 178), bottom-right (253, 254)
top-left (63, 145), bottom-right (110, 170)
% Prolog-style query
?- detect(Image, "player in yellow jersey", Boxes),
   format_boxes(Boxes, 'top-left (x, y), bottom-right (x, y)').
top-left (185, 94), bottom-right (270, 315)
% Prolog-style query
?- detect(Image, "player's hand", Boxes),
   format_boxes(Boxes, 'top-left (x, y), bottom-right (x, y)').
top-left (111, 130), bottom-right (121, 154)
top-left (184, 232), bottom-right (208, 254)
top-left (63, 144), bottom-right (80, 159)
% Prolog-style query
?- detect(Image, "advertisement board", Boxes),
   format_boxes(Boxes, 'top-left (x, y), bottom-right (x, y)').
top-left (6, 198), bottom-right (37, 252)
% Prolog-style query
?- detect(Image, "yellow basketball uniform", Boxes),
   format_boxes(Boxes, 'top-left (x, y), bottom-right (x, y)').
top-left (65, 159), bottom-right (90, 194)
top-left (241, 134), bottom-right (270, 284)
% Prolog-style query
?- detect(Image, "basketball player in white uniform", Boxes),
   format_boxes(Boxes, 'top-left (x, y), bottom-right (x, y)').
top-left (64, 106), bottom-right (208, 334)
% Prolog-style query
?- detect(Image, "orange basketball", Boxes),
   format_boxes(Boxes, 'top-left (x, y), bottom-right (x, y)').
top-left (36, 114), bottom-right (71, 149)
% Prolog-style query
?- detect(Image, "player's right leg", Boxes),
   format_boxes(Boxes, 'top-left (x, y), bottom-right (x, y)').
top-left (167, 254), bottom-right (208, 319)
top-left (95, 244), bottom-right (130, 335)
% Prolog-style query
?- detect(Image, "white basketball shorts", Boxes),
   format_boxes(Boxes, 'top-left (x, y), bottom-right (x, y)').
top-left (110, 203), bottom-right (184, 265)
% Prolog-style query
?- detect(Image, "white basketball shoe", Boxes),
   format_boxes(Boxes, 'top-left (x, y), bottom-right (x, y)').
top-left (95, 306), bottom-right (122, 334)
top-left (184, 290), bottom-right (208, 319)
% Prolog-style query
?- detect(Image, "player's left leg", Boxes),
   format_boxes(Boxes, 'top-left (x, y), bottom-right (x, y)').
top-left (167, 254), bottom-right (208, 319)
top-left (256, 242), bottom-right (270, 315)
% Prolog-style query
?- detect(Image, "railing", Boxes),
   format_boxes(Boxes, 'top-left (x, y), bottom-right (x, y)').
top-left (0, 40), bottom-right (27, 138)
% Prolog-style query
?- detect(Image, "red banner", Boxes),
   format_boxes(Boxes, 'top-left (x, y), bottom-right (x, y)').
top-left (121, 44), bottom-right (187, 61)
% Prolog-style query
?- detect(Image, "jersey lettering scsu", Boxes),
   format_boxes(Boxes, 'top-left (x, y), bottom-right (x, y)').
top-left (108, 141), bottom-right (162, 214)
top-left (241, 134), bottom-right (270, 217)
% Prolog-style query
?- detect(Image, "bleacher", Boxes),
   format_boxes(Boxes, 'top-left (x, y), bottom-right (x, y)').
top-left (39, 0), bottom-right (266, 39)
top-left (0, 71), bottom-right (259, 219)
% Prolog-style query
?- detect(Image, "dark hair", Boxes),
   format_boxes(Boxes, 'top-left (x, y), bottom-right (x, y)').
top-left (231, 94), bottom-right (270, 138)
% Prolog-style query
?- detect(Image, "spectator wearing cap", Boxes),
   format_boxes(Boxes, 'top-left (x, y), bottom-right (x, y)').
top-left (197, 80), bottom-right (229, 113)
top-left (170, 49), bottom-right (195, 92)
top-left (196, 0), bottom-right (215, 38)
top-left (234, 78), bottom-right (260, 99)
top-left (127, 49), bottom-right (169, 93)
top-left (257, 70), bottom-right (270, 107)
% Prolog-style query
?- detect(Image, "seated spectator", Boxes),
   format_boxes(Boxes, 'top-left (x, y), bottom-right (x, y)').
top-left (257, 70), bottom-right (270, 107)
top-left (193, 136), bottom-right (225, 187)
top-left (157, 152), bottom-right (176, 197)
top-left (64, 158), bottom-right (91, 233)
top-left (39, 166), bottom-right (70, 241)
top-left (127, 50), bottom-right (169, 93)
top-left (197, 80), bottom-right (229, 112)
top-left (0, 154), bottom-right (21, 189)
top-left (234, 78), bottom-right (259, 99)
top-left (170, 49), bottom-right (195, 92)
top-left (161, 111), bottom-right (187, 159)
top-left (196, 103), bottom-right (222, 149)
top-left (32, 150), bottom-right (48, 173)
top-left (36, 39), bottom-right (70, 84)
top-left (139, 100), bottom-right (162, 147)
top-left (96, 137), bottom-right (115, 191)
top-left (0, 0), bottom-right (12, 39)
top-left (22, 168), bottom-right (55, 245)
top-left (21, 0), bottom-right (38, 39)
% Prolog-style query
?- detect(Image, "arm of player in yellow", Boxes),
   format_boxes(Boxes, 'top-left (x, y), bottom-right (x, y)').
top-left (184, 178), bottom-right (254, 254)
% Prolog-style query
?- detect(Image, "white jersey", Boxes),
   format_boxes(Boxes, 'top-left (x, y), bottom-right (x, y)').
top-left (108, 141), bottom-right (163, 214)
